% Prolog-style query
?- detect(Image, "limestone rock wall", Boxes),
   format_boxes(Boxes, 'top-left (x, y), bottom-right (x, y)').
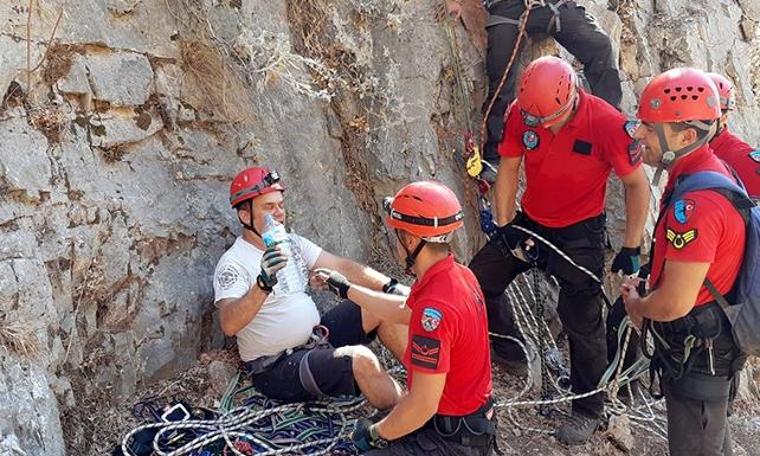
top-left (0, 0), bottom-right (758, 454)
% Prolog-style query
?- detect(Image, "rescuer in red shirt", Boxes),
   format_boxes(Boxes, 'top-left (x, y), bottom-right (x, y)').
top-left (706, 72), bottom-right (760, 200)
top-left (315, 181), bottom-right (496, 455)
top-left (468, 56), bottom-right (651, 445)
top-left (622, 68), bottom-right (747, 455)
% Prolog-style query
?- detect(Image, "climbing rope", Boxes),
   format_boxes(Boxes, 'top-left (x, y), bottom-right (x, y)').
top-left (120, 390), bottom-right (366, 456)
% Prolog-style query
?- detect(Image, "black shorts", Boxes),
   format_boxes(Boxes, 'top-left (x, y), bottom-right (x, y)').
top-left (251, 300), bottom-right (377, 402)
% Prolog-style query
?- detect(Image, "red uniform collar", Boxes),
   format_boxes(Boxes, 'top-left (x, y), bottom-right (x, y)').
top-left (710, 128), bottom-right (731, 150)
top-left (410, 254), bottom-right (455, 297)
top-left (556, 89), bottom-right (589, 131)
top-left (665, 144), bottom-right (714, 191)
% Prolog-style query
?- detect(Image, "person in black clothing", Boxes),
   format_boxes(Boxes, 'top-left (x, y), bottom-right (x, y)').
top-left (446, 0), bottom-right (623, 176)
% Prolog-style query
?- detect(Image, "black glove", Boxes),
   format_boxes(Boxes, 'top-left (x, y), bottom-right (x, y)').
top-left (257, 245), bottom-right (287, 292)
top-left (352, 418), bottom-right (388, 452)
top-left (611, 246), bottom-right (641, 276)
top-left (315, 269), bottom-right (352, 299)
top-left (497, 223), bottom-right (527, 250)
top-left (496, 221), bottom-right (537, 262)
top-left (383, 278), bottom-right (410, 297)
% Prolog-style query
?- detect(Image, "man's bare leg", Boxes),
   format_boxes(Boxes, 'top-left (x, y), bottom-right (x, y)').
top-left (361, 308), bottom-right (408, 361)
top-left (334, 345), bottom-right (403, 410)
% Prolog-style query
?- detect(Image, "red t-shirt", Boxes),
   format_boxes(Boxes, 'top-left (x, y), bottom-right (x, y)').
top-left (709, 128), bottom-right (760, 198)
top-left (403, 255), bottom-right (492, 416)
top-left (650, 146), bottom-right (746, 307)
top-left (498, 90), bottom-right (640, 228)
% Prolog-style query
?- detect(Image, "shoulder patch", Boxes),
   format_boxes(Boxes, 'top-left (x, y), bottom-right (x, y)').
top-left (666, 228), bottom-right (698, 249)
top-left (749, 149), bottom-right (760, 163)
top-left (421, 307), bottom-right (443, 332)
top-left (672, 199), bottom-right (695, 224)
top-left (216, 263), bottom-right (242, 291)
top-left (522, 130), bottom-right (539, 150)
top-left (628, 140), bottom-right (643, 165)
top-left (623, 120), bottom-right (639, 138)
top-left (410, 335), bottom-right (441, 369)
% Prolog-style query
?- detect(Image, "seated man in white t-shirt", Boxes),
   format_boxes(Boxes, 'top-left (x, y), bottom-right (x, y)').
top-left (213, 167), bottom-right (408, 409)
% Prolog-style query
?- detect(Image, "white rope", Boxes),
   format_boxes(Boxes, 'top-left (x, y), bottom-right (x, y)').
top-left (120, 398), bottom-right (366, 456)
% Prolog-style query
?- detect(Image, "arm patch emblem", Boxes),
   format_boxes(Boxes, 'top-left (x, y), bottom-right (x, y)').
top-left (410, 335), bottom-right (441, 369)
top-left (666, 228), bottom-right (698, 249)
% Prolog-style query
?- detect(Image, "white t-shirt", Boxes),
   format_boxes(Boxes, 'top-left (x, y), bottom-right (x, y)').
top-left (213, 235), bottom-right (323, 362)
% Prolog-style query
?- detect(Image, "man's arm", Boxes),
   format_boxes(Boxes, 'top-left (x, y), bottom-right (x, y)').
top-left (313, 251), bottom-right (391, 291)
top-left (623, 260), bottom-right (709, 322)
top-left (313, 269), bottom-right (411, 325)
top-left (217, 284), bottom-right (270, 336)
top-left (494, 156), bottom-right (522, 226)
top-left (346, 285), bottom-right (411, 325)
top-left (375, 371), bottom-right (446, 440)
top-left (619, 167), bottom-right (651, 248)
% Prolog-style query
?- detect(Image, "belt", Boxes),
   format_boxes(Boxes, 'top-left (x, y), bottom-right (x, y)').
top-left (244, 325), bottom-right (331, 376)
top-left (424, 399), bottom-right (496, 448)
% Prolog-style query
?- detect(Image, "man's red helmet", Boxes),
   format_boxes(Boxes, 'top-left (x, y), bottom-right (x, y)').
top-left (706, 72), bottom-right (736, 111)
top-left (383, 181), bottom-right (464, 243)
top-left (229, 167), bottom-right (285, 207)
top-left (517, 56), bottom-right (578, 128)
top-left (637, 68), bottom-right (721, 124)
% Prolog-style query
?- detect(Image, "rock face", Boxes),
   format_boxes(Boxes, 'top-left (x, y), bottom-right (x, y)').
top-left (0, 0), bottom-right (759, 454)
top-left (0, 354), bottom-right (66, 456)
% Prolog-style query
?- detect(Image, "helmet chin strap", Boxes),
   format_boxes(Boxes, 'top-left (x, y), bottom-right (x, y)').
top-left (396, 230), bottom-right (426, 277)
top-left (238, 200), bottom-right (262, 238)
top-left (651, 122), bottom-right (715, 186)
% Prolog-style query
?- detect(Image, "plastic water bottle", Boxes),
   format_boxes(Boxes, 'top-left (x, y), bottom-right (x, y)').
top-left (261, 214), bottom-right (308, 294)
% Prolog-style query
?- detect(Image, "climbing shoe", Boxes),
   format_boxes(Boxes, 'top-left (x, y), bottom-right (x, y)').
top-left (555, 413), bottom-right (601, 445)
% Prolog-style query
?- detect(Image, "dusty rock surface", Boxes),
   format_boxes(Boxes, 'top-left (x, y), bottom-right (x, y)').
top-left (1, 0), bottom-right (759, 454)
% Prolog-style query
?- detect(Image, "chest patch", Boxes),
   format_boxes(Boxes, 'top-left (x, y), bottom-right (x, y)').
top-left (572, 139), bottom-right (593, 155)
top-left (673, 199), bottom-right (695, 224)
top-left (749, 149), bottom-right (760, 163)
top-left (421, 307), bottom-right (443, 332)
top-left (522, 130), bottom-right (540, 150)
top-left (628, 140), bottom-right (643, 165)
top-left (666, 228), bottom-right (698, 249)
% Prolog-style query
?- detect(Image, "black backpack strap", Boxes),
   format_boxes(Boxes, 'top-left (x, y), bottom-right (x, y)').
top-left (703, 278), bottom-right (732, 313)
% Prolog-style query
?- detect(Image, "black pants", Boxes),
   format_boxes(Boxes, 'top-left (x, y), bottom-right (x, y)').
top-left (483, 0), bottom-right (622, 160)
top-left (651, 305), bottom-right (745, 456)
top-left (366, 428), bottom-right (491, 456)
top-left (468, 212), bottom-right (607, 418)
top-left (664, 389), bottom-right (733, 456)
top-left (249, 301), bottom-right (375, 402)
top-left (366, 411), bottom-right (497, 456)
top-left (606, 296), bottom-right (641, 379)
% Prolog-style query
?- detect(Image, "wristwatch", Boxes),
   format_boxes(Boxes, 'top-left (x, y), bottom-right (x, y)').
top-left (368, 424), bottom-right (389, 449)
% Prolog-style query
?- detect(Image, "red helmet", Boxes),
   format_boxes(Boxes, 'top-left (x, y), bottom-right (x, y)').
top-left (383, 181), bottom-right (464, 243)
top-left (706, 72), bottom-right (736, 111)
top-left (637, 68), bottom-right (721, 123)
top-left (229, 167), bottom-right (285, 207)
top-left (517, 56), bottom-right (578, 128)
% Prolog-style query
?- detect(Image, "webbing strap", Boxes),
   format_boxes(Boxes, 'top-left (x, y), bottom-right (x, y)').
top-left (546, 0), bottom-right (570, 33)
top-left (704, 279), bottom-right (732, 313)
top-left (486, 14), bottom-right (521, 28)
top-left (299, 350), bottom-right (328, 399)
